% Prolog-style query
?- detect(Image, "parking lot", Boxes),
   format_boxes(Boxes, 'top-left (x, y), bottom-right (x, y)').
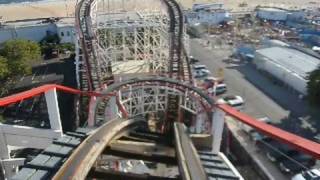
top-left (190, 38), bottom-right (289, 122)
top-left (189, 38), bottom-right (319, 179)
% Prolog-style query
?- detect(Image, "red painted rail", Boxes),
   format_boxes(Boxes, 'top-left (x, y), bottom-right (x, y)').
top-left (218, 104), bottom-right (320, 159)
top-left (0, 84), bottom-right (104, 107)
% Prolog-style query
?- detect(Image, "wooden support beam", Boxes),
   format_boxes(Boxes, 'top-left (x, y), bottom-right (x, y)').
top-left (88, 168), bottom-right (181, 180)
top-left (103, 140), bottom-right (176, 165)
top-left (128, 131), bottom-right (171, 145)
top-left (190, 134), bottom-right (213, 150)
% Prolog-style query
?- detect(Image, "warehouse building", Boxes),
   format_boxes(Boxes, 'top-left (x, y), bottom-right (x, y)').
top-left (256, 7), bottom-right (305, 22)
top-left (256, 7), bottom-right (288, 21)
top-left (254, 46), bottom-right (320, 95)
top-left (185, 3), bottom-right (230, 25)
top-left (0, 17), bottom-right (75, 44)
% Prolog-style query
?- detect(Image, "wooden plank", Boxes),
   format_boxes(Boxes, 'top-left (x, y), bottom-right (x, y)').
top-left (87, 168), bottom-right (181, 180)
top-left (104, 140), bottom-right (176, 164)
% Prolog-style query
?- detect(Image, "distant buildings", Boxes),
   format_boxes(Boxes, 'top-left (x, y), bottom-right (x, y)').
top-left (185, 3), bottom-right (231, 26)
top-left (256, 7), bottom-right (305, 22)
top-left (0, 17), bottom-right (75, 44)
top-left (254, 46), bottom-right (320, 95)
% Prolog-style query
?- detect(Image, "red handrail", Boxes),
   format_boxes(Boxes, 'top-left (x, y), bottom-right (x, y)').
top-left (218, 104), bottom-right (320, 159)
top-left (1, 85), bottom-right (319, 159)
top-left (0, 84), bottom-right (103, 107)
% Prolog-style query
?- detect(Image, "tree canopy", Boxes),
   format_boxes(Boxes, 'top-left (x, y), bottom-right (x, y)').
top-left (307, 66), bottom-right (320, 106)
top-left (0, 56), bottom-right (9, 80)
top-left (0, 39), bottom-right (41, 76)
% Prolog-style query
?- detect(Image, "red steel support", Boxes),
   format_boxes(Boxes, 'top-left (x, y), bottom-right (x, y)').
top-left (218, 104), bottom-right (320, 159)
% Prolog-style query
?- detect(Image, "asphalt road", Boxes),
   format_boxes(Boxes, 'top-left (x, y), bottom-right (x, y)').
top-left (190, 38), bottom-right (289, 123)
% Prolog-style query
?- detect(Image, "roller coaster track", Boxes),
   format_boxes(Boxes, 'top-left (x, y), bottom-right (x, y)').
top-left (74, 0), bottom-right (193, 129)
top-left (75, 0), bottom-right (115, 124)
top-left (51, 119), bottom-right (208, 180)
top-left (75, 0), bottom-right (190, 91)
top-left (159, 0), bottom-right (194, 132)
top-left (5, 84), bottom-right (320, 179)
top-left (7, 0), bottom-right (320, 179)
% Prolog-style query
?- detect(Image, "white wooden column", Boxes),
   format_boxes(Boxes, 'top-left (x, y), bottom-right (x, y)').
top-left (88, 96), bottom-right (97, 127)
top-left (211, 108), bottom-right (225, 153)
top-left (0, 125), bottom-right (15, 179)
top-left (45, 88), bottom-right (63, 136)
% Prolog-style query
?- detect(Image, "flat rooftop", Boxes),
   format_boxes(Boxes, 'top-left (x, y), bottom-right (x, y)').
top-left (1, 17), bottom-right (74, 29)
top-left (256, 46), bottom-right (320, 79)
top-left (257, 7), bottom-right (287, 12)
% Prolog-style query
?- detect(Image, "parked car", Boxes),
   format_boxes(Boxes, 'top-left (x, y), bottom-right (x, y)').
top-left (194, 69), bottom-right (210, 78)
top-left (201, 69), bottom-right (210, 74)
top-left (204, 76), bottom-right (224, 83)
top-left (189, 56), bottom-right (199, 64)
top-left (217, 95), bottom-right (244, 111)
top-left (193, 64), bottom-right (207, 71)
top-left (266, 142), bottom-right (300, 162)
top-left (241, 117), bottom-right (272, 134)
top-left (256, 136), bottom-right (316, 173)
top-left (202, 77), bottom-right (224, 90)
top-left (256, 136), bottom-right (303, 163)
top-left (207, 83), bottom-right (227, 95)
top-left (292, 169), bottom-right (320, 180)
top-left (279, 154), bottom-right (315, 173)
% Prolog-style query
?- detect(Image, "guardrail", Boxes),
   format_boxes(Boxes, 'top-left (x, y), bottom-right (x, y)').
top-left (0, 84), bottom-right (105, 107)
top-left (218, 104), bottom-right (320, 159)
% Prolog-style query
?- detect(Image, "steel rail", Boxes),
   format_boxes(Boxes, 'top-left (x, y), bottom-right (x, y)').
top-left (52, 118), bottom-right (144, 179)
top-left (174, 122), bottom-right (208, 180)
top-left (75, 0), bottom-right (94, 91)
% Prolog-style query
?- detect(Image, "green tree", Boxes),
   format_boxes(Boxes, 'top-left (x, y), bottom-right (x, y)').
top-left (40, 34), bottom-right (60, 44)
top-left (0, 39), bottom-right (41, 75)
top-left (0, 56), bottom-right (9, 80)
top-left (307, 66), bottom-right (320, 106)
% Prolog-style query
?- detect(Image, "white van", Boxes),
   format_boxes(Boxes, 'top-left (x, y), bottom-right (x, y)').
top-left (208, 83), bottom-right (227, 95)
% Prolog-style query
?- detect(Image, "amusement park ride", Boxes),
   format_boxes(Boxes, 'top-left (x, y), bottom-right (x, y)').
top-left (0, 0), bottom-right (318, 179)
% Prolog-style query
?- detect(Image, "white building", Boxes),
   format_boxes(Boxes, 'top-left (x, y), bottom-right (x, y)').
top-left (256, 7), bottom-right (288, 21)
top-left (192, 3), bottom-right (223, 11)
top-left (256, 7), bottom-right (305, 22)
top-left (254, 47), bottom-right (320, 95)
top-left (55, 18), bottom-right (75, 43)
top-left (186, 3), bottom-right (230, 25)
top-left (0, 17), bottom-right (75, 44)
